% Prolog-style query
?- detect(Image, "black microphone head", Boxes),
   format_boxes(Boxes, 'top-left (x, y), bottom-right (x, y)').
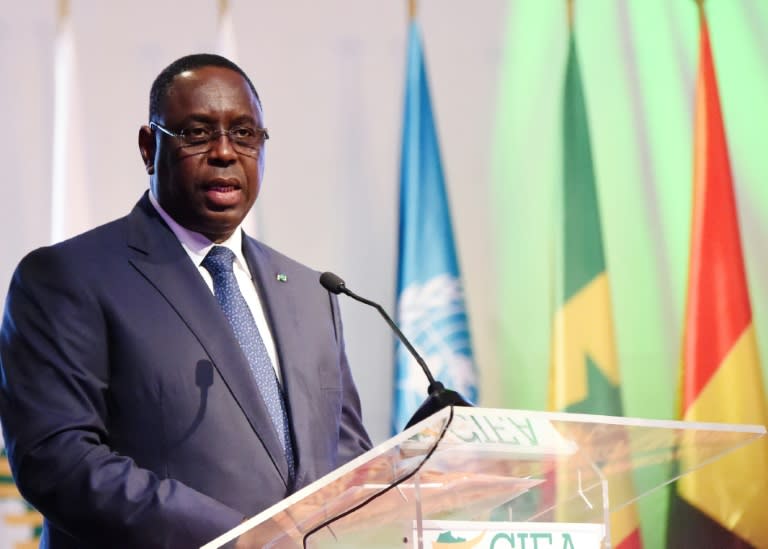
top-left (319, 272), bottom-right (347, 294)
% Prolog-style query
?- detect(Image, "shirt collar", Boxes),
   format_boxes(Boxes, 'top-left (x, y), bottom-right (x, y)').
top-left (148, 190), bottom-right (249, 273)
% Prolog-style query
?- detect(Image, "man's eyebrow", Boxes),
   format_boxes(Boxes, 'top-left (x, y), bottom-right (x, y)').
top-left (183, 114), bottom-right (217, 124)
top-left (229, 114), bottom-right (259, 125)
top-left (180, 114), bottom-right (259, 126)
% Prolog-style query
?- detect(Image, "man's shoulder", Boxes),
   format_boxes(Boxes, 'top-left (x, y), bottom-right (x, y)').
top-left (12, 216), bottom-right (129, 288)
top-left (25, 216), bottom-right (129, 262)
top-left (22, 194), bottom-right (152, 266)
top-left (14, 194), bottom-right (156, 282)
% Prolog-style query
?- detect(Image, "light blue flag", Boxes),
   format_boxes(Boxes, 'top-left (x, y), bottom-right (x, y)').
top-left (393, 21), bottom-right (478, 433)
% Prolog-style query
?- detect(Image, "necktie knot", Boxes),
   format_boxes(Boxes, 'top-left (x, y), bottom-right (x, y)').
top-left (202, 246), bottom-right (236, 276)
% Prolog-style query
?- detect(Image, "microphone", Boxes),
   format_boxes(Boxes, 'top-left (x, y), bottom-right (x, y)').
top-left (319, 271), bottom-right (472, 429)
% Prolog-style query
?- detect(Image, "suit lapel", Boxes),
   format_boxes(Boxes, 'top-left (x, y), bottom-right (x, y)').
top-left (124, 196), bottom-right (290, 485)
top-left (242, 238), bottom-right (314, 487)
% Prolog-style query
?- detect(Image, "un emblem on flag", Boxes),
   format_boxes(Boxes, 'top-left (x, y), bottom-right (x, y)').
top-left (396, 274), bottom-right (477, 414)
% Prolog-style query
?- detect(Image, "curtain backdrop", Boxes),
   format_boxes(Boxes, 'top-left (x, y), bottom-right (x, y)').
top-left (1, 2), bottom-right (767, 547)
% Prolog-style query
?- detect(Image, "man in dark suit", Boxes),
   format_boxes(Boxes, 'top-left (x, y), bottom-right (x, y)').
top-left (0, 54), bottom-right (371, 548)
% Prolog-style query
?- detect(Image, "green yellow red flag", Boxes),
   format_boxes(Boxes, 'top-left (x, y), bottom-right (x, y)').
top-left (548, 7), bottom-right (643, 548)
top-left (666, 3), bottom-right (768, 548)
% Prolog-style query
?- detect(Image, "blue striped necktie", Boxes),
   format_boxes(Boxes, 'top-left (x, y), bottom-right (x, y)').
top-left (201, 246), bottom-right (295, 479)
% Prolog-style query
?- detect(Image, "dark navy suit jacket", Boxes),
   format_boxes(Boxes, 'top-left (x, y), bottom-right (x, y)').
top-left (0, 193), bottom-right (371, 548)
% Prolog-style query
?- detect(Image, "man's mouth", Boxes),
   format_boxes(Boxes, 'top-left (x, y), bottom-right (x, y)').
top-left (203, 179), bottom-right (243, 207)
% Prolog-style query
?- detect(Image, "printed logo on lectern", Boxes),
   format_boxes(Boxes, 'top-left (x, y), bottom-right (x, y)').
top-left (433, 530), bottom-right (486, 548)
top-left (420, 521), bottom-right (605, 549)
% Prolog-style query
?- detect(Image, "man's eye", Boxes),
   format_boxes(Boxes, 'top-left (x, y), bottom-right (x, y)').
top-left (182, 127), bottom-right (212, 141)
top-left (231, 127), bottom-right (256, 139)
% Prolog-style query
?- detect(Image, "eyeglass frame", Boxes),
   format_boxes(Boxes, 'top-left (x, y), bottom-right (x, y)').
top-left (149, 121), bottom-right (269, 154)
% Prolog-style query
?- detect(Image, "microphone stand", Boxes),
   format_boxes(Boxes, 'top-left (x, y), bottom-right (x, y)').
top-left (319, 272), bottom-right (472, 430)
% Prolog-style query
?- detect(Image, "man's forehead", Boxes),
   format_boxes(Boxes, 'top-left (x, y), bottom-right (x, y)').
top-left (169, 66), bottom-right (252, 95)
top-left (161, 66), bottom-right (261, 118)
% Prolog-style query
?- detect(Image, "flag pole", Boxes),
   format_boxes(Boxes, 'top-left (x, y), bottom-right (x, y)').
top-left (58, 0), bottom-right (69, 20)
top-left (695, 0), bottom-right (705, 25)
top-left (218, 0), bottom-right (229, 21)
top-left (409, 0), bottom-right (417, 19)
top-left (566, 0), bottom-right (573, 29)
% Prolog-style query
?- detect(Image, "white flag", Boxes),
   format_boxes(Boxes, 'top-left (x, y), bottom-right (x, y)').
top-left (51, 4), bottom-right (90, 243)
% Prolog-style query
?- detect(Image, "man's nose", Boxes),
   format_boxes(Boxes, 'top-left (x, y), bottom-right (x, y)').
top-left (207, 131), bottom-right (238, 162)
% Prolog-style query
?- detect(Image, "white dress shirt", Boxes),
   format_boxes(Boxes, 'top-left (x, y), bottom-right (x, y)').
top-left (149, 191), bottom-right (281, 381)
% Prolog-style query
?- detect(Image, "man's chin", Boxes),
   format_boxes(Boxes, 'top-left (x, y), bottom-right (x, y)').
top-left (189, 211), bottom-right (244, 242)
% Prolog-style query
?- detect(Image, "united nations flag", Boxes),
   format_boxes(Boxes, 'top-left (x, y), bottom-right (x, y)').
top-left (392, 17), bottom-right (478, 433)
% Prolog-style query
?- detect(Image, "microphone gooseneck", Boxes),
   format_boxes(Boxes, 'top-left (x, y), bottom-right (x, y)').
top-left (319, 271), bottom-right (472, 429)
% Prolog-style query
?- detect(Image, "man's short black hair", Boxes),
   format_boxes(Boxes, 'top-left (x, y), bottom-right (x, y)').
top-left (148, 53), bottom-right (261, 122)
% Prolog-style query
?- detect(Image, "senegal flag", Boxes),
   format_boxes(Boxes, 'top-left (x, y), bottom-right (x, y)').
top-left (548, 11), bottom-right (643, 549)
top-left (665, 3), bottom-right (768, 548)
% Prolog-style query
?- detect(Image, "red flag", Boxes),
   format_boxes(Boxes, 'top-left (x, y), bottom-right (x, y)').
top-left (666, 3), bottom-right (768, 548)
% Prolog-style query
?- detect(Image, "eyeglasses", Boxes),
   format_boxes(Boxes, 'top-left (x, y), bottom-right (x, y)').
top-left (149, 121), bottom-right (269, 155)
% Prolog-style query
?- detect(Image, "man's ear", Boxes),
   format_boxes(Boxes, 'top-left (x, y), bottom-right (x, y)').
top-left (138, 125), bottom-right (155, 175)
